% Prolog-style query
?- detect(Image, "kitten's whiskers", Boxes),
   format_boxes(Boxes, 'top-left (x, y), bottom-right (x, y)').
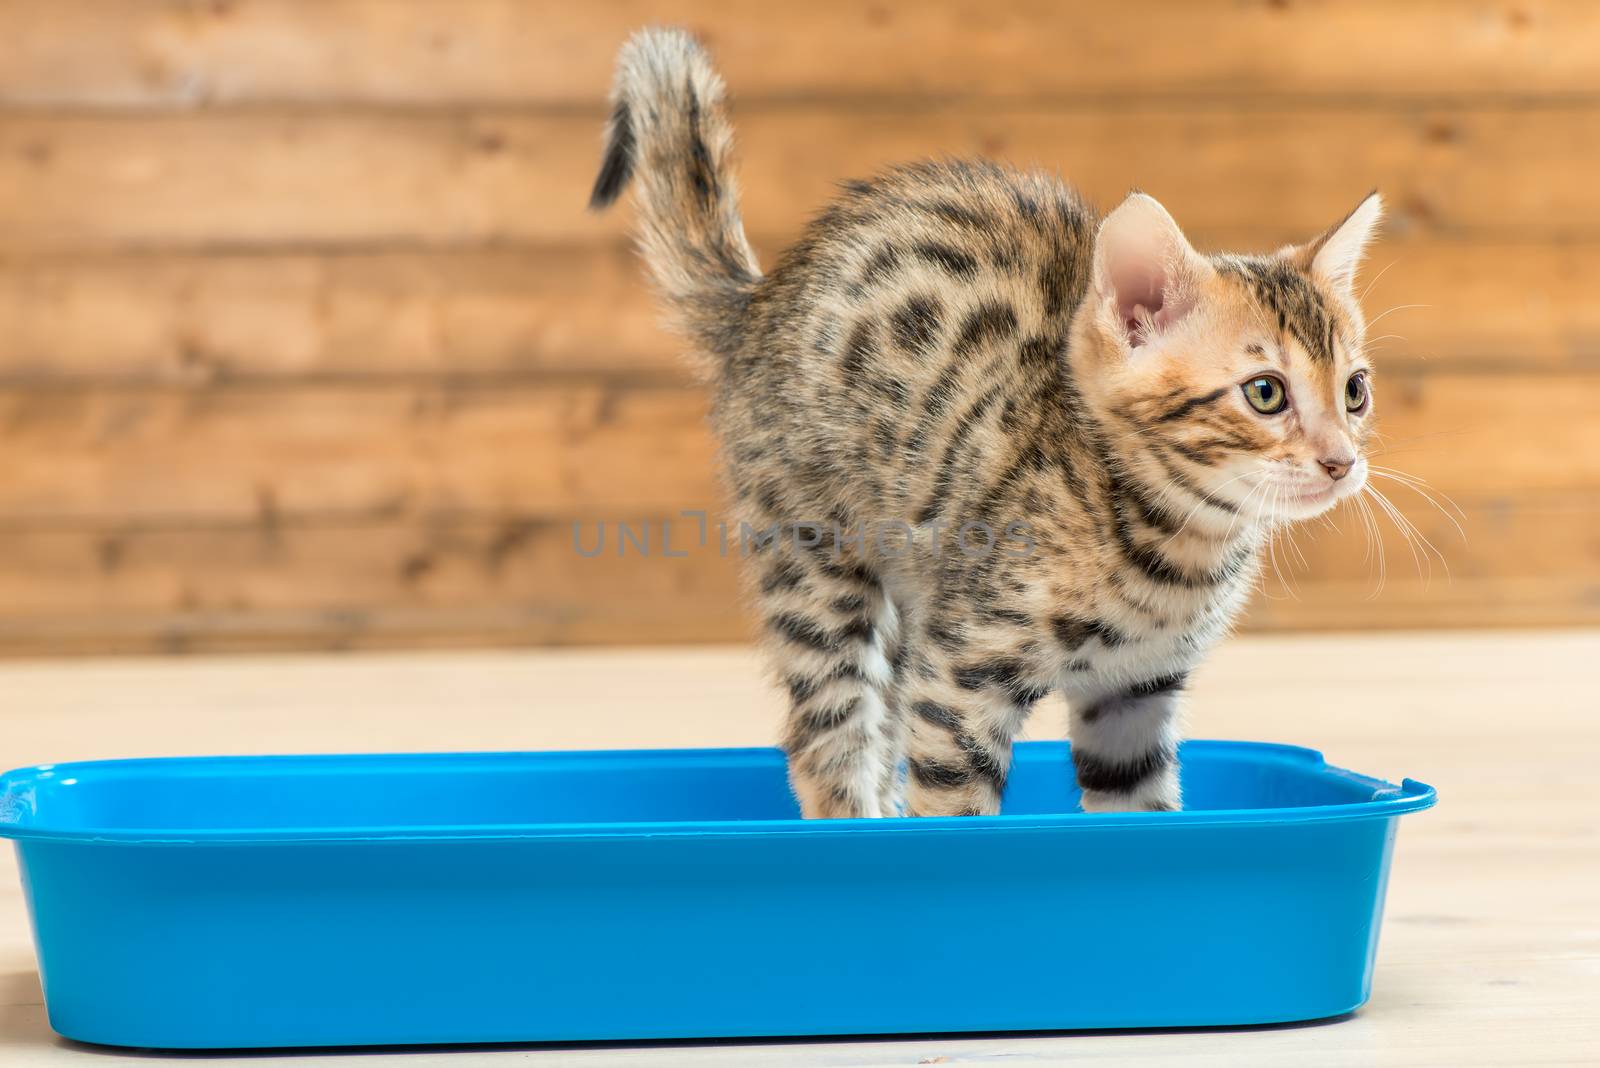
top-left (1359, 258), bottom-right (1400, 303)
top-left (1364, 303), bottom-right (1429, 331)
top-left (1352, 491), bottom-right (1387, 598)
top-left (1367, 466), bottom-right (1468, 542)
top-left (1362, 482), bottom-right (1451, 587)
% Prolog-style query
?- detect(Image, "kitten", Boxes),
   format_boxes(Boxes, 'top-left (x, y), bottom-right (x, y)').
top-left (591, 28), bottom-right (1382, 818)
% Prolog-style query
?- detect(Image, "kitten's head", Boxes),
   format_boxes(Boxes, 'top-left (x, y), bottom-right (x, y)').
top-left (1075, 191), bottom-right (1384, 527)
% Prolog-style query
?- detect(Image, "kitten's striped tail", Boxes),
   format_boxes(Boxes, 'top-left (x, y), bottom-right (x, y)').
top-left (590, 28), bottom-right (761, 359)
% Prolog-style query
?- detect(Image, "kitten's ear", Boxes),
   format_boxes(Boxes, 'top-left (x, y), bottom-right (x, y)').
top-left (1302, 191), bottom-right (1384, 295)
top-left (1093, 192), bottom-right (1209, 351)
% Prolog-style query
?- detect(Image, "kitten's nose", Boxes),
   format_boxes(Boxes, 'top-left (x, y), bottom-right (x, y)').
top-left (1319, 456), bottom-right (1355, 481)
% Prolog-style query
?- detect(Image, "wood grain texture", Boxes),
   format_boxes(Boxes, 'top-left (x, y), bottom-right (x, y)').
top-left (3, 1), bottom-right (1597, 106)
top-left (0, 374), bottom-right (1595, 526)
top-left (0, 498), bottom-right (1589, 655)
top-left (1, 106), bottom-right (1596, 251)
top-left (1, 239), bottom-right (1593, 384)
top-left (0, 368), bottom-right (1594, 653)
top-left (0, 383), bottom-right (720, 523)
top-left (0, 517), bottom-right (747, 655)
top-left (0, 247), bottom-right (674, 382)
top-left (0, 1), bottom-right (1593, 651)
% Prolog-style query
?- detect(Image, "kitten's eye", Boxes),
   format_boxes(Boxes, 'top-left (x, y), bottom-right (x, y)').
top-left (1345, 371), bottom-right (1370, 413)
top-left (1242, 375), bottom-right (1288, 415)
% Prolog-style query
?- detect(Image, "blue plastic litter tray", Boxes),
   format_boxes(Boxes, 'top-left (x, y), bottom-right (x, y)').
top-left (0, 740), bottom-right (1433, 1049)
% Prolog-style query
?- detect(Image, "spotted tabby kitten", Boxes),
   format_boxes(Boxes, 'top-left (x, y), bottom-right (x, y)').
top-left (591, 29), bottom-right (1383, 818)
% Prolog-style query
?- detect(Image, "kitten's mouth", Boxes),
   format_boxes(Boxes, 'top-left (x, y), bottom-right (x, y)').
top-left (1269, 476), bottom-right (1361, 520)
top-left (1284, 486), bottom-right (1335, 505)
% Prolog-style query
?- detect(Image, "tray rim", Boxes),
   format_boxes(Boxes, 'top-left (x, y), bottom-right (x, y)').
top-left (0, 738), bottom-right (1436, 845)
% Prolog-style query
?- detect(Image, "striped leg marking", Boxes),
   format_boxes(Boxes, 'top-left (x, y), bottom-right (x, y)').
top-left (760, 552), bottom-right (896, 819)
top-left (902, 651), bottom-right (1047, 818)
top-left (872, 596), bottom-right (908, 816)
top-left (1069, 672), bottom-right (1187, 812)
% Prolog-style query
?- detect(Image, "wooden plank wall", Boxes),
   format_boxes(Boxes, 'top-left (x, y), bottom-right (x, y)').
top-left (0, 0), bottom-right (1595, 655)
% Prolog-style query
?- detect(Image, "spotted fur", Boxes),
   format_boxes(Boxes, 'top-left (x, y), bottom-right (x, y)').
top-left (593, 28), bottom-right (1386, 817)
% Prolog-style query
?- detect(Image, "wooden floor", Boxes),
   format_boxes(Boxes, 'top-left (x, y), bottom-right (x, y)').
top-left (1, 630), bottom-right (1596, 1065)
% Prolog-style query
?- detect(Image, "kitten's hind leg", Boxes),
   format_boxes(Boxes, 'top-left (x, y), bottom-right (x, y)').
top-left (900, 626), bottom-right (1048, 817)
top-left (873, 596), bottom-right (909, 816)
top-left (758, 551), bottom-right (896, 819)
top-left (1067, 674), bottom-right (1186, 812)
